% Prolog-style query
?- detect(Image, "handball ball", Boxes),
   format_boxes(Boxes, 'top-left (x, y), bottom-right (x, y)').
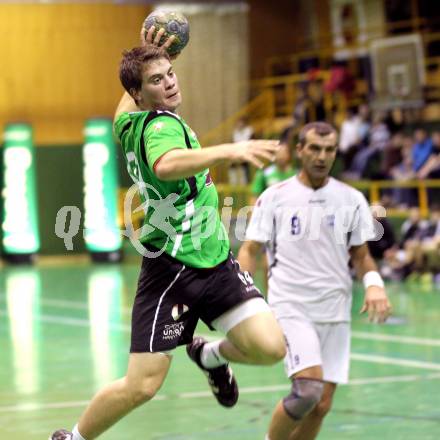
top-left (143, 11), bottom-right (190, 56)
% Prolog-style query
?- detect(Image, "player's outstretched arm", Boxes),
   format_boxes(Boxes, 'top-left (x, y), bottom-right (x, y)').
top-left (237, 240), bottom-right (264, 276)
top-left (155, 140), bottom-right (280, 181)
top-left (350, 244), bottom-right (392, 323)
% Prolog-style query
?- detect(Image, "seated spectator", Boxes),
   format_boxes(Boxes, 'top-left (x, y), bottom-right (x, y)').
top-left (383, 207), bottom-right (440, 282)
top-left (339, 104), bottom-right (370, 170)
top-left (417, 131), bottom-right (440, 204)
top-left (382, 208), bottom-right (424, 279)
top-left (292, 83), bottom-right (314, 125)
top-left (390, 145), bottom-right (417, 207)
top-left (358, 104), bottom-right (371, 142)
top-left (417, 131), bottom-right (440, 179)
top-left (348, 112), bottom-right (390, 178)
top-left (408, 207), bottom-right (440, 284)
top-left (307, 80), bottom-right (326, 121)
top-left (412, 128), bottom-right (433, 173)
top-left (380, 132), bottom-right (405, 178)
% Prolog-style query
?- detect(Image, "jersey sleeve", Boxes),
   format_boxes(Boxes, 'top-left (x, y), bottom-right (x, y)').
top-left (251, 169), bottom-right (266, 195)
top-left (144, 116), bottom-right (187, 171)
top-left (113, 112), bottom-right (131, 144)
top-left (245, 190), bottom-right (275, 243)
top-left (348, 191), bottom-right (376, 246)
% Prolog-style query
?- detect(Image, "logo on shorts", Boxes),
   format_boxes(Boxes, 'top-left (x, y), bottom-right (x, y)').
top-left (171, 304), bottom-right (189, 321)
top-left (163, 322), bottom-right (185, 341)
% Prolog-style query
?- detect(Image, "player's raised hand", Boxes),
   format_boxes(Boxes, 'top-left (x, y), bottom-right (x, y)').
top-left (360, 286), bottom-right (392, 324)
top-left (229, 140), bottom-right (280, 169)
top-left (140, 26), bottom-right (180, 59)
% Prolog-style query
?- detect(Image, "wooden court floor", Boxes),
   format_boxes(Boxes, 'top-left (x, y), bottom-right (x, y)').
top-left (1, 261), bottom-right (440, 439)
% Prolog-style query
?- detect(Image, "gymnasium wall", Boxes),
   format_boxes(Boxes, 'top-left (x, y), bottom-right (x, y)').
top-left (0, 3), bottom-right (151, 145)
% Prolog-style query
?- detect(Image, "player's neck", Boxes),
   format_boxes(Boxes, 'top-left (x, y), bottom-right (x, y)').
top-left (298, 170), bottom-right (328, 190)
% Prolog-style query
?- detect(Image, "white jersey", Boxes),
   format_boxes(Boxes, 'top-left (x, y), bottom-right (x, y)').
top-left (245, 176), bottom-right (377, 323)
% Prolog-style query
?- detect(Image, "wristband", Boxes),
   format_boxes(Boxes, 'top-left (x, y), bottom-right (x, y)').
top-left (363, 271), bottom-right (384, 289)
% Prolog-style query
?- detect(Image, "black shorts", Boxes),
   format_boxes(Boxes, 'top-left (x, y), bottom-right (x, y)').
top-left (130, 249), bottom-right (263, 353)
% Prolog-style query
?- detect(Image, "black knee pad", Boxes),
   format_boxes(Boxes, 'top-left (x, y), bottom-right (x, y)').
top-left (282, 378), bottom-right (324, 420)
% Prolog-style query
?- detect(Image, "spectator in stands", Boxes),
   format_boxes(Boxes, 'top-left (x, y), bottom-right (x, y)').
top-left (406, 207), bottom-right (440, 284)
top-left (384, 108), bottom-right (405, 135)
top-left (382, 208), bottom-right (424, 280)
top-left (381, 132), bottom-right (405, 178)
top-left (339, 104), bottom-right (370, 170)
top-left (383, 207), bottom-right (440, 282)
top-left (390, 142), bottom-right (417, 207)
top-left (417, 131), bottom-right (440, 179)
top-left (292, 83), bottom-right (313, 126)
top-left (412, 128), bottom-right (433, 173)
top-left (229, 117), bottom-right (254, 185)
top-left (417, 131), bottom-right (440, 204)
top-left (357, 103), bottom-right (371, 145)
top-left (348, 112), bottom-right (390, 179)
top-left (324, 61), bottom-right (355, 98)
top-left (308, 80), bottom-right (326, 122)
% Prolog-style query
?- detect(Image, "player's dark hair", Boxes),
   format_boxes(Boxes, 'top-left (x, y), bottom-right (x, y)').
top-left (280, 126), bottom-right (293, 145)
top-left (298, 122), bottom-right (337, 146)
top-left (119, 46), bottom-right (170, 97)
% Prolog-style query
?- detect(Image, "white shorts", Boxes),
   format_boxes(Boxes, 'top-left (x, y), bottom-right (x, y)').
top-left (277, 315), bottom-right (350, 384)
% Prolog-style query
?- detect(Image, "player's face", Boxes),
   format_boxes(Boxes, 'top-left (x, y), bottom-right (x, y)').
top-left (297, 129), bottom-right (337, 181)
top-left (136, 58), bottom-right (181, 111)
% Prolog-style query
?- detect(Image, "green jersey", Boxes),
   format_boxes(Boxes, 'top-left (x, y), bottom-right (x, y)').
top-left (251, 164), bottom-right (296, 196)
top-left (114, 110), bottom-right (229, 268)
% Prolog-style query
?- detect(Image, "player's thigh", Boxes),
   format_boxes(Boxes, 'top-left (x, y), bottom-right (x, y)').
top-left (225, 307), bottom-right (285, 358)
top-left (316, 322), bottom-right (351, 384)
top-left (125, 352), bottom-right (172, 398)
top-left (279, 316), bottom-right (323, 379)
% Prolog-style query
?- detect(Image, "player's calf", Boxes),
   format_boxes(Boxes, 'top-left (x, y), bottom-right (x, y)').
top-left (282, 378), bottom-right (324, 420)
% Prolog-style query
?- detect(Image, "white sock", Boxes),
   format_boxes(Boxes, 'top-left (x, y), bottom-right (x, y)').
top-left (72, 424), bottom-right (86, 440)
top-left (200, 340), bottom-right (228, 368)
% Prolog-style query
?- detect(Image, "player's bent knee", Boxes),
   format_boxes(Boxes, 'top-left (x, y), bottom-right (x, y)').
top-left (126, 377), bottom-right (162, 407)
top-left (257, 336), bottom-right (286, 364)
top-left (240, 332), bottom-right (286, 365)
top-left (129, 383), bottom-right (158, 407)
top-left (282, 378), bottom-right (324, 420)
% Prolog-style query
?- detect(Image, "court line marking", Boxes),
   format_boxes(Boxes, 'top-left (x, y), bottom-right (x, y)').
top-left (1, 373), bottom-right (440, 414)
top-left (2, 299), bottom-right (440, 348)
top-left (2, 310), bottom-right (440, 372)
top-left (352, 331), bottom-right (440, 347)
top-left (350, 353), bottom-right (440, 371)
top-left (3, 308), bottom-right (440, 358)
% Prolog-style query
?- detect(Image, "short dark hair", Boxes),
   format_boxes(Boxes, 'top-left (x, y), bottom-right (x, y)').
top-left (280, 126), bottom-right (293, 145)
top-left (119, 46), bottom-right (170, 95)
top-left (298, 122), bottom-right (337, 146)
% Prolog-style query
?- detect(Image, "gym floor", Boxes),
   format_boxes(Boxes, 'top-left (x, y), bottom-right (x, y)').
top-left (1, 260), bottom-right (439, 439)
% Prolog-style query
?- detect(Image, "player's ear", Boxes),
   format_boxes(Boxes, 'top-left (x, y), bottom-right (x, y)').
top-left (130, 88), bottom-right (141, 106)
